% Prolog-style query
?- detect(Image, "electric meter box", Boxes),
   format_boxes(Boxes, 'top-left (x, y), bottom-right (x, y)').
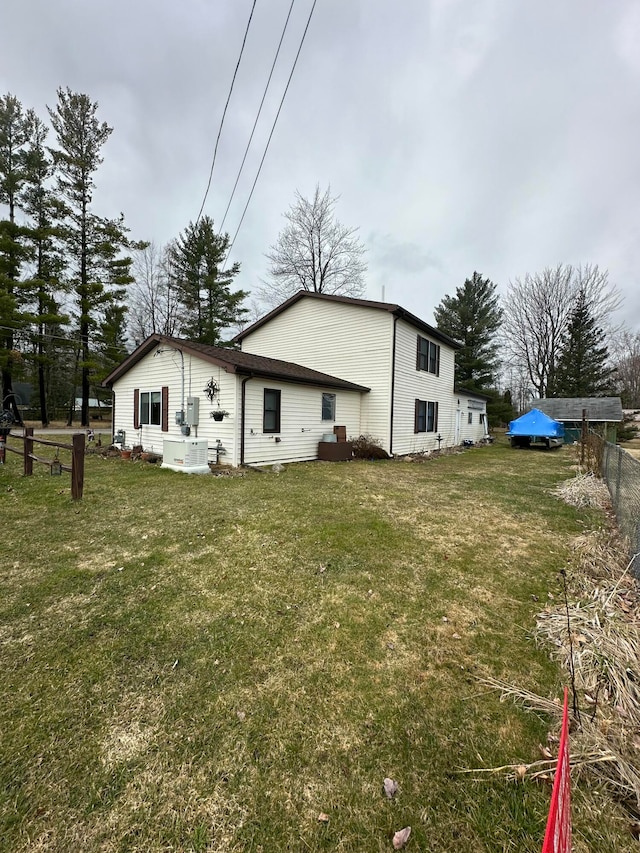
top-left (186, 396), bottom-right (200, 426)
top-left (175, 410), bottom-right (184, 425)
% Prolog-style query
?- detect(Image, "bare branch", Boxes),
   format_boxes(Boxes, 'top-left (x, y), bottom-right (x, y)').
top-left (259, 184), bottom-right (367, 307)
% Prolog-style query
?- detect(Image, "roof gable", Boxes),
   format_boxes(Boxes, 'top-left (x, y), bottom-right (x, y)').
top-left (232, 291), bottom-right (461, 350)
top-left (102, 334), bottom-right (370, 393)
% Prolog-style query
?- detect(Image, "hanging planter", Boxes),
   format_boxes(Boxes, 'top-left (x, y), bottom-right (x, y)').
top-left (211, 410), bottom-right (229, 422)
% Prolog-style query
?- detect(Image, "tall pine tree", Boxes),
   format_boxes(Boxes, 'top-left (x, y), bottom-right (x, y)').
top-left (21, 110), bottom-right (67, 426)
top-left (433, 271), bottom-right (502, 390)
top-left (170, 216), bottom-right (247, 344)
top-left (554, 288), bottom-right (613, 397)
top-left (0, 94), bottom-right (31, 421)
top-left (48, 88), bottom-right (134, 426)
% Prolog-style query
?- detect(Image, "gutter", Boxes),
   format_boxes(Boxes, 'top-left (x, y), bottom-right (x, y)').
top-left (240, 373), bottom-right (253, 466)
top-left (389, 315), bottom-right (399, 456)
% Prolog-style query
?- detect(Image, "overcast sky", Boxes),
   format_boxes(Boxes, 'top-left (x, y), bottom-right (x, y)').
top-left (2, 0), bottom-right (639, 332)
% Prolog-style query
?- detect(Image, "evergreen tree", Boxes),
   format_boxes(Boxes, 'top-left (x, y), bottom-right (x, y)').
top-left (434, 271), bottom-right (502, 390)
top-left (170, 216), bottom-right (247, 344)
top-left (554, 288), bottom-right (614, 397)
top-left (20, 110), bottom-right (67, 426)
top-left (485, 388), bottom-right (517, 428)
top-left (48, 88), bottom-right (134, 426)
top-left (0, 94), bottom-right (31, 421)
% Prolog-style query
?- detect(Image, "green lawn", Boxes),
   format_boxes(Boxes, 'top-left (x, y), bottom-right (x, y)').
top-left (0, 440), bottom-right (632, 851)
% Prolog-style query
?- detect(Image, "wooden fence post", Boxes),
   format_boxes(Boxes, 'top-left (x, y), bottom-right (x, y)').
top-left (71, 433), bottom-right (85, 500)
top-left (24, 427), bottom-right (33, 476)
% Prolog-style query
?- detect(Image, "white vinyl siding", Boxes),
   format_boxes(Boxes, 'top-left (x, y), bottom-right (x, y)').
top-left (392, 319), bottom-right (456, 455)
top-left (241, 298), bottom-right (392, 449)
top-left (111, 349), bottom-right (240, 464)
top-left (453, 394), bottom-right (488, 445)
top-left (243, 379), bottom-right (362, 465)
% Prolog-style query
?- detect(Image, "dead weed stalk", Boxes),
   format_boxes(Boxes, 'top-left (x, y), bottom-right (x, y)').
top-left (468, 476), bottom-right (640, 818)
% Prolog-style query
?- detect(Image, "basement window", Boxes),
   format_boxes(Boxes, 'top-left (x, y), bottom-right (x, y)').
top-left (140, 391), bottom-right (161, 425)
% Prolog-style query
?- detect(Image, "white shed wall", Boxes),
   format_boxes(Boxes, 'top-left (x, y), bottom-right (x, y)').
top-left (453, 394), bottom-right (488, 445)
top-left (241, 299), bottom-right (394, 449)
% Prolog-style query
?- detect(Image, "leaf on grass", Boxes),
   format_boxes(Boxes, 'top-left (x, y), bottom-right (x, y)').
top-left (383, 777), bottom-right (398, 798)
top-left (538, 744), bottom-right (553, 760)
top-left (317, 812), bottom-right (329, 823)
top-left (515, 764), bottom-right (527, 779)
top-left (393, 826), bottom-right (411, 849)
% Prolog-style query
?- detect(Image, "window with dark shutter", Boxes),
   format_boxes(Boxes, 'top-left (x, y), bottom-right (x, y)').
top-left (161, 386), bottom-right (169, 431)
top-left (133, 388), bottom-right (140, 429)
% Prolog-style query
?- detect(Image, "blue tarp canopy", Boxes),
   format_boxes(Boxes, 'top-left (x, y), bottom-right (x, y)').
top-left (507, 408), bottom-right (565, 438)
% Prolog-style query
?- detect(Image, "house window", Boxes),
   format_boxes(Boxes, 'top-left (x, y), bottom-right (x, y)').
top-left (416, 336), bottom-right (440, 376)
top-left (468, 412), bottom-right (473, 425)
top-left (322, 393), bottom-right (336, 421)
top-left (480, 413), bottom-right (486, 426)
top-left (415, 400), bottom-right (439, 433)
top-left (140, 391), bottom-right (161, 425)
top-left (263, 388), bottom-right (281, 433)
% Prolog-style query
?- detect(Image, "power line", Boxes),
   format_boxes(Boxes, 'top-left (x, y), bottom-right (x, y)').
top-left (195, 0), bottom-right (258, 226)
top-left (218, 0), bottom-right (296, 235)
top-left (223, 0), bottom-right (318, 267)
top-left (0, 324), bottom-right (82, 345)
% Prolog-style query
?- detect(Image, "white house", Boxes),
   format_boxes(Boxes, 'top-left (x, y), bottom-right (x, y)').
top-left (103, 337), bottom-right (368, 467)
top-left (104, 292), bottom-right (488, 467)
top-left (235, 292), bottom-right (489, 453)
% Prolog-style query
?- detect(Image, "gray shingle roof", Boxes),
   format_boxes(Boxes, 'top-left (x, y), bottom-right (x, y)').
top-left (533, 397), bottom-right (623, 422)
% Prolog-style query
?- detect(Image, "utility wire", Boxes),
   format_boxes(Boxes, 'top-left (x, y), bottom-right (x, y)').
top-left (222, 0), bottom-right (318, 267)
top-left (218, 0), bottom-right (296, 235)
top-left (195, 0), bottom-right (258, 226)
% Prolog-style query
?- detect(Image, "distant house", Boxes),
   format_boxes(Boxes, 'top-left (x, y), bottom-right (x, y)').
top-left (533, 397), bottom-right (623, 443)
top-left (104, 292), bottom-right (490, 467)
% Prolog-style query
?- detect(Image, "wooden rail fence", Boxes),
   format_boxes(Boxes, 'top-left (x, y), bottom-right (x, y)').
top-left (0, 427), bottom-right (85, 500)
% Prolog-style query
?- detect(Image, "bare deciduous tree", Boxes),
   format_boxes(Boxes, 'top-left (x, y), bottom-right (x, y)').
top-left (260, 184), bottom-right (366, 306)
top-left (613, 330), bottom-right (640, 408)
top-left (503, 264), bottom-right (621, 399)
top-left (129, 241), bottom-right (180, 344)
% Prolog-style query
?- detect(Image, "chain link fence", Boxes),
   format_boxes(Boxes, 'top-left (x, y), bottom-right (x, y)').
top-left (597, 438), bottom-right (640, 572)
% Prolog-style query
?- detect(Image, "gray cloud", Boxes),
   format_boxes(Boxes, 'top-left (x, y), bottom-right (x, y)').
top-left (1, 0), bottom-right (639, 330)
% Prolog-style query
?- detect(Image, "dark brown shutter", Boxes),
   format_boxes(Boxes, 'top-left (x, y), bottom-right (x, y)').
top-left (436, 345), bottom-right (440, 377)
top-left (161, 386), bottom-right (169, 432)
top-left (133, 388), bottom-right (139, 429)
top-left (414, 399), bottom-right (419, 433)
top-left (434, 401), bottom-right (439, 433)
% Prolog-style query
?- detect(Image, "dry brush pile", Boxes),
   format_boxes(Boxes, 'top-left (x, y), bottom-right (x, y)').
top-left (473, 472), bottom-right (640, 832)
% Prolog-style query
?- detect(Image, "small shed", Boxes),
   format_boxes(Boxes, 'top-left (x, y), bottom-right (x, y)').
top-left (507, 408), bottom-right (565, 449)
top-left (533, 397), bottom-right (623, 444)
